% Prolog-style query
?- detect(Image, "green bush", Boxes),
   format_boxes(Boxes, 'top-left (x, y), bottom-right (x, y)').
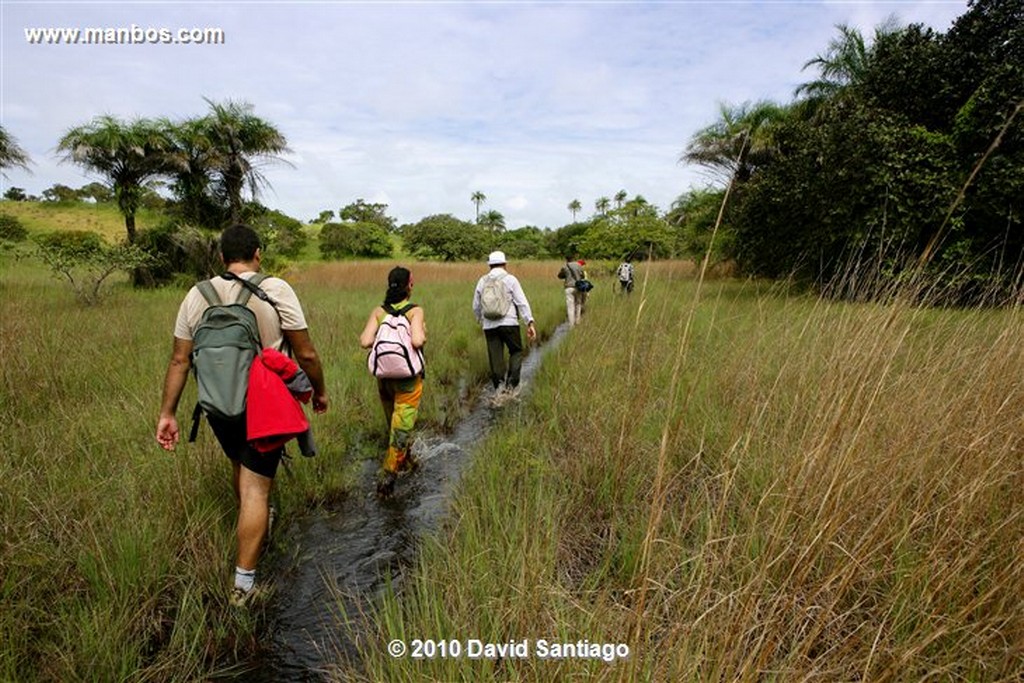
top-left (250, 208), bottom-right (308, 258)
top-left (36, 230), bottom-right (105, 255)
top-left (402, 214), bottom-right (490, 261)
top-left (496, 226), bottom-right (551, 260)
top-left (134, 222), bottom-right (219, 285)
top-left (320, 221), bottom-right (393, 259)
top-left (34, 230), bottom-right (154, 304)
top-left (0, 213), bottom-right (28, 242)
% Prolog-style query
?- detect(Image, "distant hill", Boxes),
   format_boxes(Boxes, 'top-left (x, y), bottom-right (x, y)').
top-left (0, 200), bottom-right (165, 243)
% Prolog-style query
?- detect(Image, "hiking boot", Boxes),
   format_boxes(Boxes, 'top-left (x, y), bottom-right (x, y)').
top-left (376, 471), bottom-right (397, 498)
top-left (491, 385), bottom-right (519, 408)
top-left (229, 585), bottom-right (255, 608)
top-left (397, 453), bottom-right (419, 475)
top-left (490, 388), bottom-right (509, 408)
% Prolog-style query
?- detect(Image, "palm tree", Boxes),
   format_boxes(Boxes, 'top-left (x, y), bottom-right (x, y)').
top-left (595, 196), bottom-right (611, 216)
top-left (164, 116), bottom-right (219, 226)
top-left (625, 194), bottom-right (650, 216)
top-left (568, 199), bottom-right (582, 221)
top-left (57, 115), bottom-right (171, 242)
top-left (795, 19), bottom-right (901, 103)
top-left (202, 98), bottom-right (291, 223)
top-left (682, 100), bottom-right (787, 186)
top-left (471, 191), bottom-right (486, 222)
top-left (479, 209), bottom-right (505, 233)
top-left (614, 190), bottom-right (628, 209)
top-left (0, 125), bottom-right (31, 176)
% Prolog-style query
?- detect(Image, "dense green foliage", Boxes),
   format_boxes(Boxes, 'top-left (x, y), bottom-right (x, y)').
top-left (495, 225), bottom-right (549, 260)
top-left (680, 0), bottom-right (1024, 302)
top-left (402, 213), bottom-right (492, 261)
top-left (338, 199), bottom-right (397, 232)
top-left (320, 220), bottom-right (393, 259)
top-left (317, 200), bottom-right (399, 259)
top-left (0, 213), bottom-right (28, 242)
top-left (248, 205), bottom-right (308, 259)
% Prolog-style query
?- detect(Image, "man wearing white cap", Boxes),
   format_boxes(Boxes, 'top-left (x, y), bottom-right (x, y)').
top-left (472, 250), bottom-right (537, 397)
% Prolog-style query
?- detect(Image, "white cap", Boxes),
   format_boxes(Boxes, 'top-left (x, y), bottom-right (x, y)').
top-left (487, 250), bottom-right (507, 266)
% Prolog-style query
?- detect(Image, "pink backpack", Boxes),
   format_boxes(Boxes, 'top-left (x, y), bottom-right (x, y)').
top-left (367, 303), bottom-right (425, 379)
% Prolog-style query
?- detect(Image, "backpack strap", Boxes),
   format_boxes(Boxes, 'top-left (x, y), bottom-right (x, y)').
top-left (222, 271), bottom-right (277, 308)
top-left (195, 280), bottom-right (222, 307)
top-left (384, 302), bottom-right (418, 317)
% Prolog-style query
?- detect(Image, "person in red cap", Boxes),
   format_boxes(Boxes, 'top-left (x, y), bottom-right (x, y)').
top-left (472, 251), bottom-right (536, 402)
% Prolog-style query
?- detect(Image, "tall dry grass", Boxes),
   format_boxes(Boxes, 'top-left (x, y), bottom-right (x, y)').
top-left (351, 263), bottom-right (1024, 681)
top-left (0, 255), bottom-right (565, 681)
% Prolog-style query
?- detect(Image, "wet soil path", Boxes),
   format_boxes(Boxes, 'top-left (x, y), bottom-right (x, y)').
top-left (237, 324), bottom-right (567, 681)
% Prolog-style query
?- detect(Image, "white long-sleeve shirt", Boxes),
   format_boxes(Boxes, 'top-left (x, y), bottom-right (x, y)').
top-left (472, 267), bottom-right (535, 330)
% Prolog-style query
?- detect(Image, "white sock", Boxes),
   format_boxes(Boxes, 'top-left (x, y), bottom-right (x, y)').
top-left (234, 567), bottom-right (256, 592)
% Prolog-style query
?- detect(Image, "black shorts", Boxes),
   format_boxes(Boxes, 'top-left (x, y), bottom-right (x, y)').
top-left (206, 414), bottom-right (283, 479)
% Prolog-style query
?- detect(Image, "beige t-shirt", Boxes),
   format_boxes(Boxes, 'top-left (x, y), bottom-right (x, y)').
top-left (173, 272), bottom-right (308, 352)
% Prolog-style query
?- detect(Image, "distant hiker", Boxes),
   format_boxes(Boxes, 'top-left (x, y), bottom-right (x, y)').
top-left (473, 250), bottom-right (537, 401)
top-left (155, 224), bottom-right (328, 607)
top-left (558, 254), bottom-right (587, 326)
top-left (577, 258), bottom-right (591, 314)
top-left (617, 258), bottom-right (634, 294)
top-left (360, 266), bottom-right (426, 498)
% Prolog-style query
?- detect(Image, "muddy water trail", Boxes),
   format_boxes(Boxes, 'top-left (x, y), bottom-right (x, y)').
top-left (240, 324), bottom-right (568, 681)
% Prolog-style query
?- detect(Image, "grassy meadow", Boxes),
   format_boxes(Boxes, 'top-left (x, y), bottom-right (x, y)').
top-left (2, 248), bottom-right (1022, 681)
top-left (347, 267), bottom-right (1024, 681)
top-left (0, 253), bottom-right (563, 681)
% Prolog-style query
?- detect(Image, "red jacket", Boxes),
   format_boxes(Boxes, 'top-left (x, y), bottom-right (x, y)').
top-left (246, 350), bottom-right (309, 453)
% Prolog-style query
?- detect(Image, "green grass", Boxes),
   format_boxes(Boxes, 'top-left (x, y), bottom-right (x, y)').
top-left (0, 199), bottom-right (165, 243)
top-left (3, 255), bottom-right (1021, 680)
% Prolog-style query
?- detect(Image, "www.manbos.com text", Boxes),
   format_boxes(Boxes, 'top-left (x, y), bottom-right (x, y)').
top-left (24, 25), bottom-right (225, 46)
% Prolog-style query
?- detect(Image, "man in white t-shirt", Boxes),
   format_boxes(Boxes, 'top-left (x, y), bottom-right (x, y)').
top-left (155, 224), bottom-right (328, 606)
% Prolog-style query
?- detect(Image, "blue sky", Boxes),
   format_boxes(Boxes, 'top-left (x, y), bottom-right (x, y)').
top-left (2, 1), bottom-right (968, 230)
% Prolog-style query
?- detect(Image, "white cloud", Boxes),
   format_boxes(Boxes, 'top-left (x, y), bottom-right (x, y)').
top-left (2, 1), bottom-right (969, 229)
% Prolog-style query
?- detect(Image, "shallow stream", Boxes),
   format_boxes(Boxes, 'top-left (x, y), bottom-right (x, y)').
top-left (236, 324), bottom-right (567, 681)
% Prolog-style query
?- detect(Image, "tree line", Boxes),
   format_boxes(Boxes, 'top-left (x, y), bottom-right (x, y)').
top-left (678, 0), bottom-right (1023, 303)
top-left (2, 0), bottom-right (1019, 302)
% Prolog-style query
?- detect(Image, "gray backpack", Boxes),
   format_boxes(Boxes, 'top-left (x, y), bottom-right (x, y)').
top-left (188, 273), bottom-right (273, 439)
top-left (480, 272), bottom-right (511, 320)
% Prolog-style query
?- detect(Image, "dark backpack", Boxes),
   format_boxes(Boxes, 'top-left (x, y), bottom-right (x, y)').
top-left (367, 303), bottom-right (425, 379)
top-left (188, 273), bottom-right (276, 441)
